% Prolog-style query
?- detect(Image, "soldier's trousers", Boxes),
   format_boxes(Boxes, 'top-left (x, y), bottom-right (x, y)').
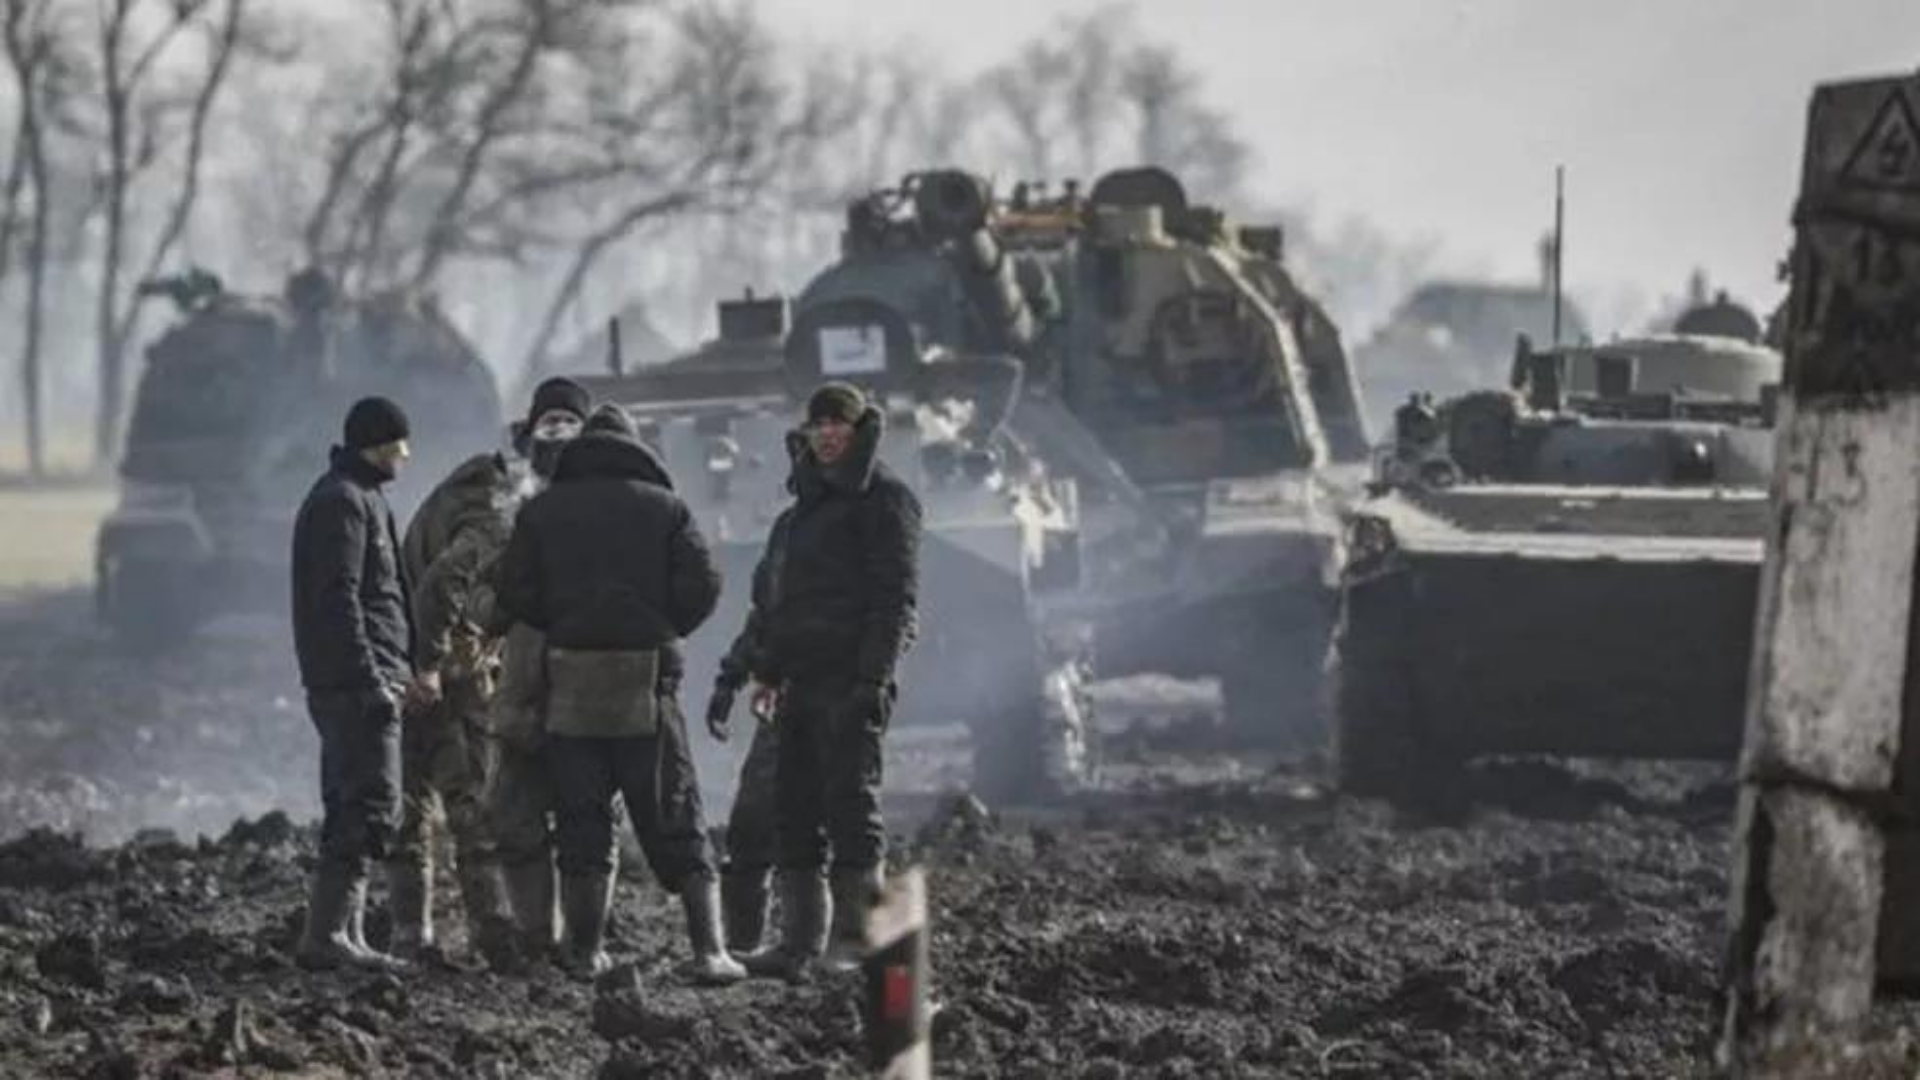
top-left (724, 720), bottom-right (781, 877)
top-left (392, 693), bottom-right (496, 877)
top-left (488, 743), bottom-right (559, 870)
top-left (307, 688), bottom-right (403, 874)
top-left (547, 703), bottom-right (715, 893)
top-left (775, 675), bottom-right (889, 874)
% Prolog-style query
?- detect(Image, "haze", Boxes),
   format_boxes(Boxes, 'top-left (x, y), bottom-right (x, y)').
top-left (770, 0), bottom-right (1920, 332)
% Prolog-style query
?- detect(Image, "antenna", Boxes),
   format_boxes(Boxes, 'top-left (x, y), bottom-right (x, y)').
top-left (1552, 165), bottom-right (1565, 348)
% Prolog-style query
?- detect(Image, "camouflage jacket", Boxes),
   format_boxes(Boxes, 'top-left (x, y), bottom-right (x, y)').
top-left (404, 452), bottom-right (517, 674)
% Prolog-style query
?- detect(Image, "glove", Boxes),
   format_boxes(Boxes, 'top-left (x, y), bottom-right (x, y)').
top-left (705, 685), bottom-right (736, 743)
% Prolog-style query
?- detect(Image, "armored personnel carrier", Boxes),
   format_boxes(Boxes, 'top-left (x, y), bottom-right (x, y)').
top-left (581, 293), bottom-right (1094, 800)
top-left (97, 269), bottom-right (501, 649)
top-left (1332, 330), bottom-right (1782, 799)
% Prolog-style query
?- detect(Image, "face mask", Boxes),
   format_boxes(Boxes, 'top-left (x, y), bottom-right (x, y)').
top-left (530, 437), bottom-right (568, 479)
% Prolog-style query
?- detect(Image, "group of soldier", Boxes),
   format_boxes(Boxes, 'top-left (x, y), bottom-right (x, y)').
top-left (286, 374), bottom-right (923, 987)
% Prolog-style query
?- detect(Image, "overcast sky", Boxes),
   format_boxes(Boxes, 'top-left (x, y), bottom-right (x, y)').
top-left (765, 0), bottom-right (1920, 332)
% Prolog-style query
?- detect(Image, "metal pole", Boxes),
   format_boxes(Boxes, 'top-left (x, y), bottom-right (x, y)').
top-left (1551, 165), bottom-right (1564, 348)
top-left (863, 867), bottom-right (931, 1079)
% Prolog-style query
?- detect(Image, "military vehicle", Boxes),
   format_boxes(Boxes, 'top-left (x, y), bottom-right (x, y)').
top-left (97, 269), bottom-right (501, 649)
top-left (1353, 240), bottom-right (1594, 433)
top-left (580, 292), bottom-right (1095, 800)
top-left (1332, 329), bottom-right (1782, 799)
top-left (808, 167), bottom-right (1370, 744)
top-left (578, 165), bottom-right (1370, 794)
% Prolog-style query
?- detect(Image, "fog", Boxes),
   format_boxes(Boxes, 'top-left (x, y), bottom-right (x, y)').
top-left (771, 0), bottom-right (1920, 327)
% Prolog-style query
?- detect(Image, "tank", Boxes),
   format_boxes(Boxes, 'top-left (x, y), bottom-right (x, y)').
top-left (801, 168), bottom-right (1370, 746)
top-left (96, 269), bottom-right (502, 649)
top-left (1331, 330), bottom-right (1782, 800)
top-left (579, 292), bottom-right (1094, 800)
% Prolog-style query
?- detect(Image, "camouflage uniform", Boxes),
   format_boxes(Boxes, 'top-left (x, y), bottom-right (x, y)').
top-left (484, 621), bottom-right (567, 958)
top-left (391, 454), bottom-right (516, 958)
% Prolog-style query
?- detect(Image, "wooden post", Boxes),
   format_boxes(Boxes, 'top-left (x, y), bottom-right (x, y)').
top-left (1722, 71), bottom-right (1920, 1072)
top-left (862, 867), bottom-right (931, 1080)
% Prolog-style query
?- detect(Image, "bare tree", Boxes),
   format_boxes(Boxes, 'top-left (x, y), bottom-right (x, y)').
top-left (511, 1), bottom-right (834, 381)
top-left (83, 0), bottom-right (251, 467)
top-left (1118, 44), bottom-right (1247, 202)
top-left (1, 2), bottom-right (49, 474)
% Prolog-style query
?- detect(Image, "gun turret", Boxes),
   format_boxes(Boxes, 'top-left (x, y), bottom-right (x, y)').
top-left (911, 171), bottom-right (1040, 359)
top-left (135, 267), bottom-right (225, 314)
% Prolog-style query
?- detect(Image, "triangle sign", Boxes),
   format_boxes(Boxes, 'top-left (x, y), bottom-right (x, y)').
top-left (1838, 89), bottom-right (1920, 193)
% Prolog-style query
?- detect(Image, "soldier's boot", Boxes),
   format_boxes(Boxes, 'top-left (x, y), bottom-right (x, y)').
top-left (739, 870), bottom-right (829, 980)
top-left (345, 877), bottom-right (410, 973)
top-left (502, 858), bottom-right (561, 966)
top-left (720, 865), bottom-right (770, 953)
top-left (457, 860), bottom-right (516, 968)
top-left (296, 868), bottom-right (407, 973)
top-left (558, 872), bottom-right (615, 980)
top-left (679, 874), bottom-right (747, 986)
top-left (821, 864), bottom-right (885, 974)
top-left (385, 858), bottom-right (435, 960)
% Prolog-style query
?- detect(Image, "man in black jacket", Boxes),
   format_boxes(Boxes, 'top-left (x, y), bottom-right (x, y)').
top-left (710, 381), bottom-right (922, 978)
top-left (495, 404), bottom-right (743, 984)
top-left (290, 396), bottom-right (426, 972)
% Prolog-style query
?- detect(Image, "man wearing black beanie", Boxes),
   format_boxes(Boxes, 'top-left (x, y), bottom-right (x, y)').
top-left (290, 395), bottom-right (425, 972)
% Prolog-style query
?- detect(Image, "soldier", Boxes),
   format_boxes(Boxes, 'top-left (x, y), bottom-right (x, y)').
top-left (388, 377), bottom-right (591, 966)
top-left (290, 396), bottom-right (426, 972)
top-left (495, 404), bottom-right (744, 984)
top-left (481, 378), bottom-right (594, 966)
top-left (705, 561), bottom-right (783, 954)
top-left (711, 382), bottom-right (922, 978)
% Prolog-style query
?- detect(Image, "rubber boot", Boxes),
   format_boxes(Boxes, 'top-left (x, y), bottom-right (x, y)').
top-left (558, 872), bottom-right (614, 980)
top-left (822, 864), bottom-right (885, 974)
top-left (739, 870), bottom-right (828, 980)
top-left (297, 867), bottom-right (407, 972)
top-left (295, 864), bottom-right (361, 970)
top-left (680, 874), bottom-right (747, 986)
top-left (720, 865), bottom-right (769, 953)
top-left (457, 859), bottom-right (515, 968)
top-left (346, 876), bottom-right (409, 973)
top-left (385, 858), bottom-right (434, 960)
top-left (502, 857), bottom-right (560, 963)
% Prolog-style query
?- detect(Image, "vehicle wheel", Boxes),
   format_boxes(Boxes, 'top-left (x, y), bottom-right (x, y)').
top-left (1330, 571), bottom-right (1454, 801)
top-left (103, 559), bottom-right (199, 655)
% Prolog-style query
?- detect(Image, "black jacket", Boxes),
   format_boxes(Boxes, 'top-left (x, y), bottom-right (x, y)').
top-left (495, 430), bottom-right (720, 675)
top-left (722, 406), bottom-right (921, 688)
top-left (291, 447), bottom-right (414, 692)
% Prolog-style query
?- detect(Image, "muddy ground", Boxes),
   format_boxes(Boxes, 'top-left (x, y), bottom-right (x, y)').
top-left (2, 585), bottom-right (1916, 1078)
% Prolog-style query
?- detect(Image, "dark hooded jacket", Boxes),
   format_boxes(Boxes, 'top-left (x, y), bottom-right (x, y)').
top-left (291, 447), bottom-right (413, 692)
top-left (494, 429), bottom-right (720, 677)
top-left (721, 405), bottom-right (921, 688)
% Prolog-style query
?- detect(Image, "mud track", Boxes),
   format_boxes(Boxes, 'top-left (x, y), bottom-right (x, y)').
top-left (0, 585), bottom-right (1901, 1077)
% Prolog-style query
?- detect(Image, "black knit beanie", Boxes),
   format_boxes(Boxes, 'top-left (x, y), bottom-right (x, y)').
top-left (526, 377), bottom-right (591, 429)
top-left (806, 381), bottom-right (866, 425)
top-left (343, 396), bottom-right (411, 450)
top-left (584, 402), bottom-right (637, 438)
